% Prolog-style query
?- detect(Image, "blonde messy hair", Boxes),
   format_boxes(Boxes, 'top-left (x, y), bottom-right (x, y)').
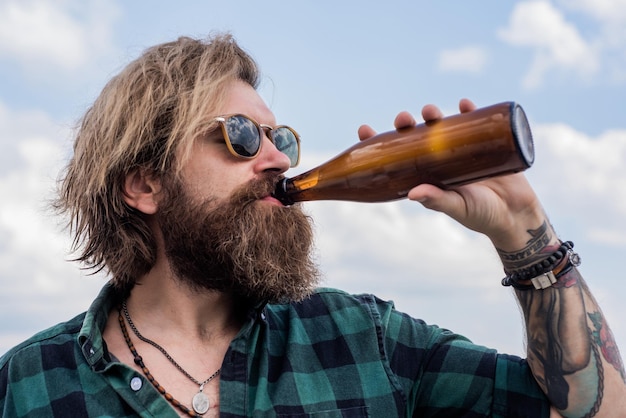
top-left (55, 34), bottom-right (259, 291)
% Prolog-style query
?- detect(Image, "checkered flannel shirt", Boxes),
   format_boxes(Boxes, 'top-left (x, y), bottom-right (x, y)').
top-left (1, 283), bottom-right (550, 417)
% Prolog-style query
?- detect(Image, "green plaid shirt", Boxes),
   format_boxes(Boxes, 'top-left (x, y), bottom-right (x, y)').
top-left (1, 284), bottom-right (549, 417)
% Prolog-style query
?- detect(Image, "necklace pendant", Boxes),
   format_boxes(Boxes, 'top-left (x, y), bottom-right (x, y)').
top-left (192, 391), bottom-right (210, 415)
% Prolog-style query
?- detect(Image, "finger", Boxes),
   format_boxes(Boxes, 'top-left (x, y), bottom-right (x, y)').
top-left (459, 98), bottom-right (477, 113)
top-left (394, 111), bottom-right (417, 130)
top-left (421, 104), bottom-right (444, 123)
top-left (357, 124), bottom-right (377, 141)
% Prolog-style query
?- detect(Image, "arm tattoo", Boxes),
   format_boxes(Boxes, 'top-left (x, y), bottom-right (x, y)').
top-left (517, 268), bottom-right (596, 415)
top-left (497, 221), bottom-right (626, 416)
top-left (589, 311), bottom-right (626, 382)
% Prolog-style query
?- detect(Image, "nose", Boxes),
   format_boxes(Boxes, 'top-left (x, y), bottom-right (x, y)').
top-left (254, 135), bottom-right (291, 174)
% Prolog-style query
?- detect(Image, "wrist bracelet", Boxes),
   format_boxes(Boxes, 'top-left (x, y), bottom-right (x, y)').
top-left (501, 241), bottom-right (581, 290)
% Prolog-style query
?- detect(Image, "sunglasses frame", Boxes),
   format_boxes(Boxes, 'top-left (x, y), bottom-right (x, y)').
top-left (213, 114), bottom-right (301, 167)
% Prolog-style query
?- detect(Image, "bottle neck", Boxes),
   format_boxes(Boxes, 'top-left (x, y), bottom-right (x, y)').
top-left (273, 178), bottom-right (295, 206)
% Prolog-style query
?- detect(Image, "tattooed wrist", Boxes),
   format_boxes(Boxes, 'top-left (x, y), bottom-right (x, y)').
top-left (497, 221), bottom-right (558, 271)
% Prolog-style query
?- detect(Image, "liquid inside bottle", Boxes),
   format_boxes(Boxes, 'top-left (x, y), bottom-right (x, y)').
top-left (274, 102), bottom-right (534, 205)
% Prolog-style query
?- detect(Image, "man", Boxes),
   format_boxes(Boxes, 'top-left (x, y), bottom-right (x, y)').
top-left (1, 34), bottom-right (624, 417)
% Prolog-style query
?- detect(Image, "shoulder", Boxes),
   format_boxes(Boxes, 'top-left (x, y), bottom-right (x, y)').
top-left (267, 287), bottom-right (396, 320)
top-left (270, 289), bottom-right (490, 349)
top-left (0, 311), bottom-right (119, 417)
top-left (0, 312), bottom-right (86, 372)
top-left (264, 287), bottom-right (434, 344)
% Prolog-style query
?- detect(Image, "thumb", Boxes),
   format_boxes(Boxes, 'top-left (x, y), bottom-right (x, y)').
top-left (407, 183), bottom-right (465, 217)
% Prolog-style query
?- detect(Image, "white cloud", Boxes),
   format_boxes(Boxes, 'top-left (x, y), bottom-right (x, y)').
top-left (587, 227), bottom-right (626, 246)
top-left (498, 0), bottom-right (599, 88)
top-left (529, 123), bottom-right (626, 222)
top-left (0, 102), bottom-right (104, 354)
top-left (0, 0), bottom-right (120, 74)
top-left (558, 0), bottom-right (626, 83)
top-left (0, 101), bottom-right (72, 181)
top-left (438, 46), bottom-right (488, 74)
top-left (560, 0), bottom-right (626, 23)
top-left (499, 0), bottom-right (626, 87)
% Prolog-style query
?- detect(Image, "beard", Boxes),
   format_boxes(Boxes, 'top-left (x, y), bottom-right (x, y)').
top-left (157, 174), bottom-right (320, 304)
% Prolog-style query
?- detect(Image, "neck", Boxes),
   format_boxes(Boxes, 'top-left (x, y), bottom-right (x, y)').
top-left (126, 256), bottom-right (244, 345)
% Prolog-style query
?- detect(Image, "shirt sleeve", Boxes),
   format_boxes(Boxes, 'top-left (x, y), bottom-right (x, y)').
top-left (368, 294), bottom-right (551, 417)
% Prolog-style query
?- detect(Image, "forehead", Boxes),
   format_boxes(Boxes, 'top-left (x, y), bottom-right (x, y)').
top-left (219, 80), bottom-right (276, 125)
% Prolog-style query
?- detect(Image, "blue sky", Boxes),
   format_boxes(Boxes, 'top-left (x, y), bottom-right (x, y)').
top-left (1, 0), bottom-right (625, 359)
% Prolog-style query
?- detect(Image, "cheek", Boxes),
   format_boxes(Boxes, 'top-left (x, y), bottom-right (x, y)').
top-left (180, 141), bottom-right (222, 186)
top-left (184, 164), bottom-right (248, 202)
top-left (180, 141), bottom-right (252, 200)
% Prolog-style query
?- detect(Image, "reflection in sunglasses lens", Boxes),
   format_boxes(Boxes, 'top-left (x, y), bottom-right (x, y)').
top-left (272, 128), bottom-right (298, 166)
top-left (222, 115), bottom-right (299, 167)
top-left (228, 116), bottom-right (260, 157)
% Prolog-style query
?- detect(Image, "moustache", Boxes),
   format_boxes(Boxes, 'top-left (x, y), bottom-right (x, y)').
top-left (229, 174), bottom-right (285, 206)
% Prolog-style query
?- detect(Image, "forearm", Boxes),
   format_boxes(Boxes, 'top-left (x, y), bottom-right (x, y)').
top-left (404, 99), bottom-right (625, 414)
top-left (497, 221), bottom-right (626, 417)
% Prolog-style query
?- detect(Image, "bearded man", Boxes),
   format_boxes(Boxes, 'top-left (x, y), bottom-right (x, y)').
top-left (1, 34), bottom-right (624, 417)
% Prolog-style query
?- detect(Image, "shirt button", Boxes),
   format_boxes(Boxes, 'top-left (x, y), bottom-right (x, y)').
top-left (130, 376), bottom-right (143, 391)
top-left (260, 311), bottom-right (267, 321)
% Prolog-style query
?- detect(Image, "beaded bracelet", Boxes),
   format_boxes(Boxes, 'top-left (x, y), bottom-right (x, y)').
top-left (501, 241), bottom-right (581, 290)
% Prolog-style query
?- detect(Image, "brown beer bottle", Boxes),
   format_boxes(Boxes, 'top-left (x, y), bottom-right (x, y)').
top-left (274, 102), bottom-right (534, 205)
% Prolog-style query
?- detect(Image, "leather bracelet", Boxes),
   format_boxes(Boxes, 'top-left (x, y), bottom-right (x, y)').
top-left (501, 241), bottom-right (581, 290)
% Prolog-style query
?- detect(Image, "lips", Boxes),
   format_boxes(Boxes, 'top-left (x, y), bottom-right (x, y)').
top-left (260, 195), bottom-right (284, 206)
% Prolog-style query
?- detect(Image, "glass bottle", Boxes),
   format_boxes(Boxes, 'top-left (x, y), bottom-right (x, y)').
top-left (274, 102), bottom-right (534, 205)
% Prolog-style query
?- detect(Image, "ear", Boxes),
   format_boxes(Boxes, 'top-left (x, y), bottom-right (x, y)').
top-left (122, 169), bottom-right (162, 215)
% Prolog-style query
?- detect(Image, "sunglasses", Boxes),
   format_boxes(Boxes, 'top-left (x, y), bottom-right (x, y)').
top-left (213, 114), bottom-right (301, 167)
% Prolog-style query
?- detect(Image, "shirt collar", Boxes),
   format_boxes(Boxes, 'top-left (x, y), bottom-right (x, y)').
top-left (77, 281), bottom-right (121, 372)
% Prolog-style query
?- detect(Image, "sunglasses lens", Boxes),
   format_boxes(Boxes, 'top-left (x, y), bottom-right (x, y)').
top-left (225, 115), bottom-right (261, 158)
top-left (272, 127), bottom-right (299, 167)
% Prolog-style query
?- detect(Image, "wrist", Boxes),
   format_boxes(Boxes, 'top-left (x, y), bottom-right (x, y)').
top-left (494, 219), bottom-right (560, 272)
top-left (487, 202), bottom-right (552, 253)
top-left (501, 241), bottom-right (581, 290)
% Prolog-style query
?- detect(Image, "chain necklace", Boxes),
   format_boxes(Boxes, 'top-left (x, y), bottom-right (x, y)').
top-left (121, 301), bottom-right (221, 415)
top-left (118, 311), bottom-right (199, 417)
